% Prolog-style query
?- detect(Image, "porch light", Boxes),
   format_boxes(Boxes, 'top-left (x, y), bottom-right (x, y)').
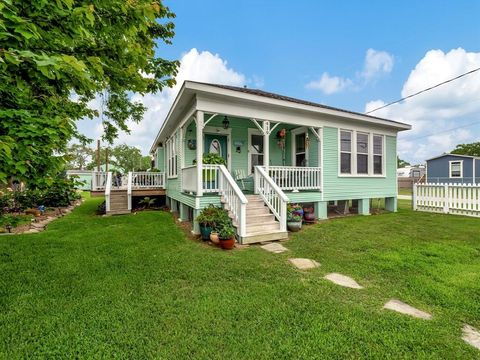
top-left (222, 116), bottom-right (230, 129)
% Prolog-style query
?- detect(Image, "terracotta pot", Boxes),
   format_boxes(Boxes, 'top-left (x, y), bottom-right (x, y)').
top-left (287, 221), bottom-right (302, 232)
top-left (210, 232), bottom-right (220, 244)
top-left (219, 237), bottom-right (235, 250)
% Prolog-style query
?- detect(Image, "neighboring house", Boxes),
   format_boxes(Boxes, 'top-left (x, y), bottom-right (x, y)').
top-left (67, 164), bottom-right (121, 190)
top-left (426, 153), bottom-right (480, 184)
top-left (149, 81), bottom-right (411, 243)
top-left (397, 165), bottom-right (426, 189)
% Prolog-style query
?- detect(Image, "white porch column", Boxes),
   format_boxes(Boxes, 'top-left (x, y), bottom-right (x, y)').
top-left (263, 120), bottom-right (270, 172)
top-left (196, 110), bottom-right (204, 196)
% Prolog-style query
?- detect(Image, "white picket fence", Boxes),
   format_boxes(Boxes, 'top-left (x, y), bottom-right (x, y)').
top-left (413, 183), bottom-right (480, 217)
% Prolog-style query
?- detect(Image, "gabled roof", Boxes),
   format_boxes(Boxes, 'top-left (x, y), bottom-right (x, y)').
top-left (426, 153), bottom-right (480, 161)
top-left (149, 81), bottom-right (412, 153)
top-left (196, 82), bottom-right (409, 127)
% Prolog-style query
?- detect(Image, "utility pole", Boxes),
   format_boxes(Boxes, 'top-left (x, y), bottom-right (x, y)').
top-left (96, 140), bottom-right (100, 172)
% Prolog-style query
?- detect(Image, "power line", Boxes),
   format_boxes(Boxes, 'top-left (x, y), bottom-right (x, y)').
top-left (402, 120), bottom-right (480, 141)
top-left (366, 66), bottom-right (480, 114)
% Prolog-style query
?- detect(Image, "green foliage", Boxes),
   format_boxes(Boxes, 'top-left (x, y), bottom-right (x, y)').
top-left (138, 196), bottom-right (155, 209)
top-left (218, 223), bottom-right (235, 240)
top-left (451, 142), bottom-right (480, 157)
top-left (195, 204), bottom-right (220, 227)
top-left (66, 144), bottom-right (94, 170)
top-left (397, 156), bottom-right (410, 168)
top-left (202, 153), bottom-right (226, 165)
top-left (86, 144), bottom-right (151, 172)
top-left (0, 214), bottom-right (24, 228)
top-left (0, 1), bottom-right (178, 186)
top-left (0, 176), bottom-right (80, 213)
top-left (287, 213), bottom-right (302, 222)
top-left (1, 197), bottom-right (480, 357)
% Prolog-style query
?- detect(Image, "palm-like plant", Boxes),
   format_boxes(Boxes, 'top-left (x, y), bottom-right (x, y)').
top-left (139, 197), bottom-right (156, 209)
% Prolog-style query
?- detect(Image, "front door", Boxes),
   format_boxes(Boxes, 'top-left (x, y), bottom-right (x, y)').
top-left (204, 134), bottom-right (228, 165)
top-left (249, 132), bottom-right (264, 174)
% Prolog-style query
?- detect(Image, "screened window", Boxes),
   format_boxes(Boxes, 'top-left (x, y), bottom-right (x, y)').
top-left (340, 130), bottom-right (352, 174)
top-left (356, 132), bottom-right (369, 174)
top-left (373, 135), bottom-right (383, 175)
top-left (295, 133), bottom-right (307, 166)
top-left (250, 134), bottom-right (264, 173)
top-left (449, 161), bottom-right (462, 178)
top-left (166, 134), bottom-right (178, 178)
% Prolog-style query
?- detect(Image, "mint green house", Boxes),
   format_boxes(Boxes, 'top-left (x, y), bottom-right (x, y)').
top-left (150, 81), bottom-right (411, 244)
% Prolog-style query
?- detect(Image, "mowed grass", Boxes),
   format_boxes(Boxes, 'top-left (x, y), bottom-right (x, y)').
top-left (0, 197), bottom-right (479, 358)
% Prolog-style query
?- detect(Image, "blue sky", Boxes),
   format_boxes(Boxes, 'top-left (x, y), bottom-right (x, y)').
top-left (79, 1), bottom-right (480, 163)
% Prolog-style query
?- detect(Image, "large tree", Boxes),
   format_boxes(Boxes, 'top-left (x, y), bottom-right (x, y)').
top-left (451, 142), bottom-right (480, 157)
top-left (0, 0), bottom-right (178, 186)
top-left (66, 143), bottom-right (93, 170)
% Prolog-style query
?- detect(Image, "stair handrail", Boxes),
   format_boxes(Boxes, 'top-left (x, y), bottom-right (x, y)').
top-left (254, 166), bottom-right (289, 232)
top-left (217, 165), bottom-right (248, 237)
top-left (105, 172), bottom-right (112, 212)
top-left (127, 172), bottom-right (133, 210)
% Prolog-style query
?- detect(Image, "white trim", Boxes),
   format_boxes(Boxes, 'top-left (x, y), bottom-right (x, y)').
top-left (449, 160), bottom-right (463, 178)
top-left (291, 127), bottom-right (310, 166)
top-left (248, 128), bottom-right (263, 175)
top-left (203, 125), bottom-right (232, 171)
top-left (338, 129), bottom-right (385, 177)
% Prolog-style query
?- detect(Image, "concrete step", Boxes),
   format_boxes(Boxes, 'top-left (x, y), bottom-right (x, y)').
top-left (241, 230), bottom-right (288, 244)
top-left (246, 213), bottom-right (275, 224)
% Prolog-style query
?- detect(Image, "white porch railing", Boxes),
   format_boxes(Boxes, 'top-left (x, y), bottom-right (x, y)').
top-left (181, 164), bottom-right (221, 193)
top-left (131, 171), bottom-right (165, 189)
top-left (218, 165), bottom-right (248, 237)
top-left (105, 172), bottom-right (112, 212)
top-left (254, 166), bottom-right (288, 232)
top-left (414, 183), bottom-right (480, 217)
top-left (264, 166), bottom-right (321, 191)
top-left (127, 172), bottom-right (133, 211)
top-left (92, 171), bottom-right (108, 191)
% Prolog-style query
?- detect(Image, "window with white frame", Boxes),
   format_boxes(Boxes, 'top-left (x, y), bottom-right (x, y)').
top-left (373, 134), bottom-right (384, 175)
top-left (449, 160), bottom-right (463, 178)
top-left (356, 132), bottom-right (369, 174)
top-left (166, 134), bottom-right (178, 178)
top-left (340, 130), bottom-right (352, 174)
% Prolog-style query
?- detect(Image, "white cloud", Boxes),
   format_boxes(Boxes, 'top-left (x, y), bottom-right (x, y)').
top-left (307, 48), bottom-right (394, 94)
top-left (365, 48), bottom-right (480, 164)
top-left (361, 49), bottom-right (394, 81)
top-left (306, 72), bottom-right (353, 95)
top-left (76, 48), bottom-right (248, 153)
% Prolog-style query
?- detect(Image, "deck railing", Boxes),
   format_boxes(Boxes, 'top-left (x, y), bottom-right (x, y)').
top-left (105, 172), bottom-right (112, 212)
top-left (131, 171), bottom-right (165, 189)
top-left (254, 166), bottom-right (288, 231)
top-left (92, 171), bottom-right (108, 191)
top-left (263, 166), bottom-right (321, 191)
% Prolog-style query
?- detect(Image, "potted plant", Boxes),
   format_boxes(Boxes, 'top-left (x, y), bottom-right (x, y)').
top-left (303, 205), bottom-right (316, 223)
top-left (202, 153), bottom-right (226, 188)
top-left (218, 223), bottom-right (236, 250)
top-left (210, 230), bottom-right (219, 244)
top-left (195, 204), bottom-right (218, 241)
top-left (287, 213), bottom-right (303, 232)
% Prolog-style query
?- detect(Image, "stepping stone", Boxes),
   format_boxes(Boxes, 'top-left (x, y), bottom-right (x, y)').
top-left (261, 243), bottom-right (288, 253)
top-left (383, 299), bottom-right (432, 320)
top-left (324, 273), bottom-right (363, 289)
top-left (462, 324), bottom-right (480, 350)
top-left (289, 258), bottom-right (320, 270)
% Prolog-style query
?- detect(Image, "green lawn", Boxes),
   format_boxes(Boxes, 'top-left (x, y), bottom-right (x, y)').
top-left (399, 188), bottom-right (413, 196)
top-left (1, 196), bottom-right (479, 358)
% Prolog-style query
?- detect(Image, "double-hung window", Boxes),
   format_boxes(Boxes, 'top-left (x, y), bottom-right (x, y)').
top-left (166, 134), bottom-right (178, 178)
top-left (340, 130), bottom-right (352, 174)
top-left (373, 134), bottom-right (384, 175)
top-left (449, 161), bottom-right (462, 178)
top-left (356, 132), bottom-right (369, 174)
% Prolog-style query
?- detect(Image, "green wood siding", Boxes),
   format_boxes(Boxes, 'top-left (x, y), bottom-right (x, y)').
top-left (322, 126), bottom-right (397, 201)
top-left (155, 147), bottom-right (165, 171)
